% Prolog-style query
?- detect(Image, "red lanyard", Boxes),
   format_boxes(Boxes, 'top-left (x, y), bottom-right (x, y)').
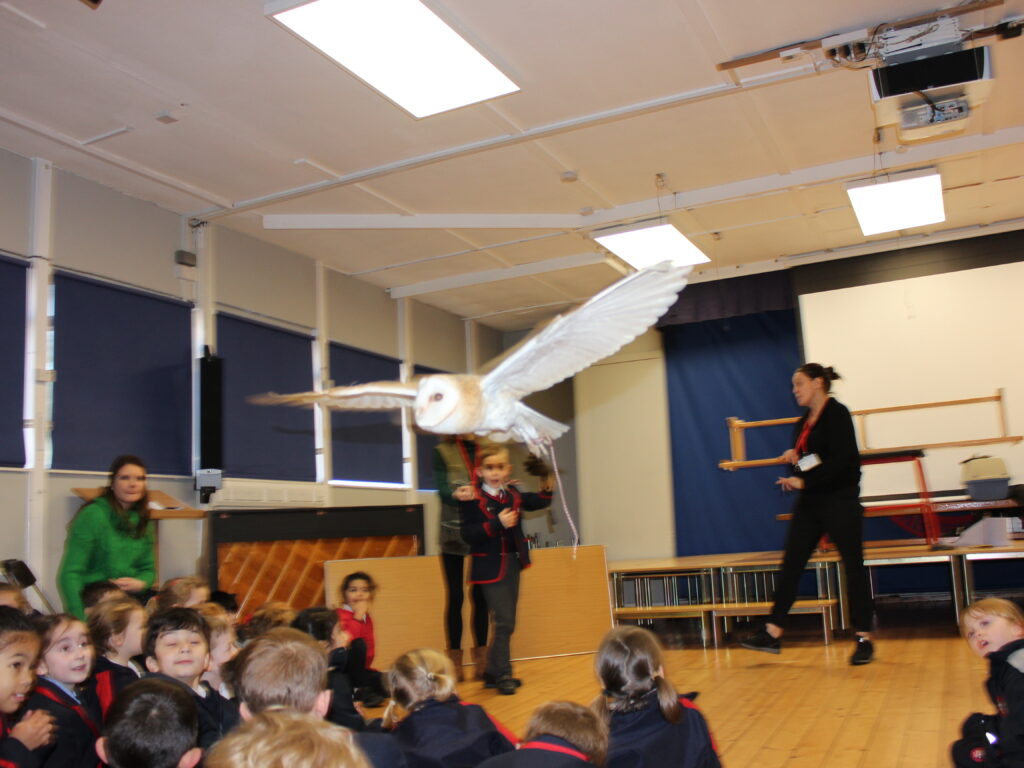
top-left (794, 418), bottom-right (813, 456)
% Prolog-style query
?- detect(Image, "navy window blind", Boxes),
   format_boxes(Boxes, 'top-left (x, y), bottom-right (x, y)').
top-left (51, 273), bottom-right (191, 475)
top-left (218, 314), bottom-right (316, 481)
top-left (329, 343), bottom-right (403, 484)
top-left (0, 257), bottom-right (26, 467)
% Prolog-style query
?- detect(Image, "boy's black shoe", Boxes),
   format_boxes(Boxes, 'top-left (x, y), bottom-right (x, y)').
top-left (483, 673), bottom-right (521, 689)
top-left (850, 636), bottom-right (874, 666)
top-left (495, 675), bottom-right (518, 695)
top-left (740, 626), bottom-right (782, 654)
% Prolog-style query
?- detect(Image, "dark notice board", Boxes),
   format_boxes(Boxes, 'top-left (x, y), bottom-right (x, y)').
top-left (207, 504), bottom-right (424, 589)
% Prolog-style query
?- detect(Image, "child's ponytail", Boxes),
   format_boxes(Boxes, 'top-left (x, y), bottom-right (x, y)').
top-left (654, 674), bottom-right (682, 724)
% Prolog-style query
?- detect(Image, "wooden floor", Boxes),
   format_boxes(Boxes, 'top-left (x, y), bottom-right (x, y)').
top-left (447, 604), bottom-right (991, 767)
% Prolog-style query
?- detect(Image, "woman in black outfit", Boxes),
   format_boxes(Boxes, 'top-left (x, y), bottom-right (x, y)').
top-left (741, 363), bottom-right (875, 665)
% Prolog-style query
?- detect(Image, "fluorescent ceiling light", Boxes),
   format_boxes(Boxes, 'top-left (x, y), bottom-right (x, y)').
top-left (594, 223), bottom-right (710, 270)
top-left (845, 168), bottom-right (945, 237)
top-left (268, 0), bottom-right (519, 118)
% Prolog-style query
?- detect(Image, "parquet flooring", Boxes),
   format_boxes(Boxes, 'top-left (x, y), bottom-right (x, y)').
top-left (450, 604), bottom-right (992, 767)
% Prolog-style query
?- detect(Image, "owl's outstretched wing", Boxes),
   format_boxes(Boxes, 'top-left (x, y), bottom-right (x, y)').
top-left (482, 261), bottom-right (690, 400)
top-left (249, 381), bottom-right (417, 410)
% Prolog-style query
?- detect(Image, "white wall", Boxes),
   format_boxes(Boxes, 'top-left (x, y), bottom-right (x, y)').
top-left (326, 269), bottom-right (398, 358)
top-left (575, 330), bottom-right (675, 561)
top-left (801, 260), bottom-right (1024, 495)
top-left (0, 148), bottom-right (30, 257)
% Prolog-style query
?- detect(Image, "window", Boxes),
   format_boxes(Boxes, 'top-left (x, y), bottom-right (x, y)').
top-left (51, 274), bottom-right (191, 474)
top-left (0, 256), bottom-right (26, 467)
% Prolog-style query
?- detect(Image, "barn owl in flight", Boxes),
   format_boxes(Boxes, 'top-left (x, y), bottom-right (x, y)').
top-left (252, 261), bottom-right (691, 456)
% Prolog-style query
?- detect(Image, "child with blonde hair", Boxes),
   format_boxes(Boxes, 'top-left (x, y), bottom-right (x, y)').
top-left (26, 613), bottom-right (100, 767)
top-left (382, 648), bottom-right (516, 767)
top-left (194, 603), bottom-right (239, 699)
top-left (0, 606), bottom-right (54, 767)
top-left (480, 700), bottom-right (608, 767)
top-left (592, 627), bottom-right (719, 768)
top-left (206, 709), bottom-right (371, 768)
top-left (0, 584), bottom-right (30, 615)
top-left (952, 597), bottom-right (1024, 766)
top-left (149, 577), bottom-right (210, 615)
top-left (87, 596), bottom-right (146, 719)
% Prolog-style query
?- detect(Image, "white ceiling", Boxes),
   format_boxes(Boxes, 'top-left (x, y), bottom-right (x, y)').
top-left (2, 0), bottom-right (1022, 330)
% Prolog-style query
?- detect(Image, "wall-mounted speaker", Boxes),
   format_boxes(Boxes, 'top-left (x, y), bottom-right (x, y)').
top-left (199, 348), bottom-right (223, 470)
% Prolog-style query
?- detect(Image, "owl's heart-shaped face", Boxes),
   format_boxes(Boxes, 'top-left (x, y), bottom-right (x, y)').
top-left (413, 376), bottom-right (465, 432)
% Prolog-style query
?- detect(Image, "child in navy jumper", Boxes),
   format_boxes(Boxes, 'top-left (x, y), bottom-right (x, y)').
top-left (86, 597), bottom-right (145, 720)
top-left (458, 446), bottom-right (552, 695)
top-left (953, 597), bottom-right (1024, 767)
top-left (479, 701), bottom-right (607, 767)
top-left (95, 677), bottom-right (201, 768)
top-left (0, 606), bottom-right (54, 768)
top-left (592, 627), bottom-right (719, 768)
top-left (380, 648), bottom-right (516, 767)
top-left (291, 606), bottom-right (364, 730)
top-left (143, 608), bottom-right (239, 751)
top-left (25, 614), bottom-right (101, 768)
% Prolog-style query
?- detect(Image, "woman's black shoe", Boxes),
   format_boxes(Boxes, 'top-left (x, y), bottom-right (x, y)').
top-left (740, 627), bottom-right (782, 654)
top-left (850, 636), bottom-right (874, 665)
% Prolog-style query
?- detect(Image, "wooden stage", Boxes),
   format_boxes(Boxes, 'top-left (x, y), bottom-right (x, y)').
top-left (451, 603), bottom-right (992, 768)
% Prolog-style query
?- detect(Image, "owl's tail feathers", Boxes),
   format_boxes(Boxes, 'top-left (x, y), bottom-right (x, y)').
top-left (513, 403), bottom-right (569, 457)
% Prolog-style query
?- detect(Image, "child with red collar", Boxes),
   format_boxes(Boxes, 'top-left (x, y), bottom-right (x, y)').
top-left (479, 701), bottom-right (607, 767)
top-left (953, 598), bottom-right (1024, 767)
top-left (458, 446), bottom-right (552, 695)
top-left (25, 614), bottom-right (100, 768)
top-left (0, 607), bottom-right (53, 768)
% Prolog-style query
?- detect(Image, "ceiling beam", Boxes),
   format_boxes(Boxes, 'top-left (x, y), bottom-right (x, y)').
top-left (264, 212), bottom-right (586, 230)
top-left (388, 252), bottom-right (610, 299)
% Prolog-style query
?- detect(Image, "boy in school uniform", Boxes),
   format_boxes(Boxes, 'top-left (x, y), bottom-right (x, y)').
top-left (143, 608), bottom-right (239, 751)
top-left (232, 627), bottom-right (406, 768)
top-left (953, 597), bottom-right (1024, 767)
top-left (458, 446), bottom-right (552, 695)
top-left (95, 677), bottom-right (201, 768)
top-left (478, 700), bottom-right (606, 767)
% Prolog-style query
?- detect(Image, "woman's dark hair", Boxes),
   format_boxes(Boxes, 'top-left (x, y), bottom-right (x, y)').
top-left (340, 571), bottom-right (376, 596)
top-left (291, 607), bottom-right (338, 644)
top-left (78, 454), bottom-right (151, 539)
top-left (591, 626), bottom-right (681, 725)
top-left (796, 363), bottom-right (841, 393)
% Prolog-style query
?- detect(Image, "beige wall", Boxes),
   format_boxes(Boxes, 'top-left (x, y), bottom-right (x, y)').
top-left (575, 330), bottom-right (675, 561)
top-left (326, 268), bottom-right (398, 358)
top-left (0, 148), bottom-right (31, 257)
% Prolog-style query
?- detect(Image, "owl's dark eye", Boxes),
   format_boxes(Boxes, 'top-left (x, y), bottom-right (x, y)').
top-left (432, 392), bottom-right (444, 402)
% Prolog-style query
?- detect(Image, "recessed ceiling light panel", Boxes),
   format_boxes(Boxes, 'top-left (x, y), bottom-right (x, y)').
top-left (268, 0), bottom-right (519, 118)
top-left (594, 223), bottom-right (710, 270)
top-left (845, 168), bottom-right (945, 236)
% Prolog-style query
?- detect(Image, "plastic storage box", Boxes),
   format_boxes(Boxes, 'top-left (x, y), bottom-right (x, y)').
top-left (960, 455), bottom-right (1010, 501)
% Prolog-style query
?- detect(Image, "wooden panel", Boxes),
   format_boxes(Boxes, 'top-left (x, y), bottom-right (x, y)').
top-left (217, 535), bottom-right (418, 616)
top-left (325, 545), bottom-right (613, 669)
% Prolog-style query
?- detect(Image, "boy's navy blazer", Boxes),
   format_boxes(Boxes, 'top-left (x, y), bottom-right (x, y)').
top-left (0, 712), bottom-right (39, 768)
top-left (144, 672), bottom-right (239, 750)
top-left (390, 695), bottom-right (516, 768)
top-left (607, 693), bottom-right (720, 768)
top-left (459, 484), bottom-right (552, 584)
top-left (25, 677), bottom-right (102, 768)
top-left (478, 734), bottom-right (592, 766)
top-left (88, 655), bottom-right (141, 722)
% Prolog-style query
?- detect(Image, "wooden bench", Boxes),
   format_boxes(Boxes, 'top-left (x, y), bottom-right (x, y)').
top-left (613, 598), bottom-right (837, 647)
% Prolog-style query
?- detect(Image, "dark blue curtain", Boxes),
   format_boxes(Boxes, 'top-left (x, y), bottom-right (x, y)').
top-left (0, 257), bottom-right (26, 467)
top-left (329, 343), bottom-right (403, 484)
top-left (413, 364), bottom-right (444, 490)
top-left (663, 309), bottom-right (801, 556)
top-left (52, 274), bottom-right (191, 474)
top-left (218, 314), bottom-right (315, 481)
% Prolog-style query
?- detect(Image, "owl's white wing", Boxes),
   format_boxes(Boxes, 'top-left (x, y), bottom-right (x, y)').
top-left (250, 381), bottom-right (417, 410)
top-left (482, 261), bottom-right (690, 400)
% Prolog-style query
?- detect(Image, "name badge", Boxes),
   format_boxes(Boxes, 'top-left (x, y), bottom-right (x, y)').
top-left (797, 453), bottom-right (822, 472)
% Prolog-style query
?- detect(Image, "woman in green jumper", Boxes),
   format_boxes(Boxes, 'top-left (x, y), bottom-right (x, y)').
top-left (58, 455), bottom-right (156, 619)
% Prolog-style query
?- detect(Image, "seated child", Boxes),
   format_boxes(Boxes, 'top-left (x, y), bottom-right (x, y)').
top-left (95, 677), bottom-right (201, 768)
top-left (291, 607), bottom-right (363, 730)
top-left (952, 597), bottom-right (1024, 766)
top-left (478, 701), bottom-right (608, 767)
top-left (0, 584), bottom-right (31, 615)
top-left (148, 578), bottom-right (210, 615)
top-left (237, 602), bottom-right (297, 645)
top-left (206, 708), bottom-right (371, 768)
top-left (0, 606), bottom-right (54, 767)
top-left (87, 597), bottom-right (146, 720)
top-left (26, 613), bottom-right (101, 768)
top-left (458, 446), bottom-right (552, 695)
top-left (592, 626), bottom-right (720, 768)
top-left (380, 648), bottom-right (516, 768)
top-left (81, 581), bottom-right (125, 618)
top-left (143, 607), bottom-right (239, 750)
top-left (336, 573), bottom-right (387, 707)
top-left (194, 603), bottom-right (239, 700)
top-left (232, 627), bottom-right (406, 768)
